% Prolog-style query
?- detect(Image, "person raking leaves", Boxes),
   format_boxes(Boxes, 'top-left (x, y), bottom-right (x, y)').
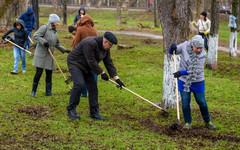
top-left (66, 31), bottom-right (125, 120)
top-left (169, 35), bottom-right (216, 130)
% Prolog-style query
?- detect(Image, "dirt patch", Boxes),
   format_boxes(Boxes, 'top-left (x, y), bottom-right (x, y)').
top-left (64, 35), bottom-right (73, 40)
top-left (142, 38), bottom-right (158, 44)
top-left (55, 67), bottom-right (69, 73)
top-left (116, 114), bottom-right (240, 143)
top-left (17, 106), bottom-right (48, 120)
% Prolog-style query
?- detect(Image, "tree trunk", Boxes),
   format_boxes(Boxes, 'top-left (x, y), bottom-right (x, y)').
top-left (158, 0), bottom-right (190, 109)
top-left (196, 0), bottom-right (204, 19)
top-left (153, 0), bottom-right (159, 27)
top-left (32, 0), bottom-right (39, 30)
top-left (206, 0), bottom-right (220, 70)
top-left (62, 0), bottom-right (67, 25)
top-left (229, 0), bottom-right (239, 57)
top-left (117, 0), bottom-right (121, 26)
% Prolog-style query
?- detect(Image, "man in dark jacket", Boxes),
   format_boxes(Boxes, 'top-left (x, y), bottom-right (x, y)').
top-left (19, 7), bottom-right (36, 49)
top-left (67, 32), bottom-right (125, 120)
top-left (74, 6), bottom-right (86, 26)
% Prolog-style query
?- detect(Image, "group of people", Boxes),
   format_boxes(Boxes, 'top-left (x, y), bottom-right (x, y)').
top-left (2, 6), bottom-right (124, 121)
top-left (2, 7), bottom-right (217, 129)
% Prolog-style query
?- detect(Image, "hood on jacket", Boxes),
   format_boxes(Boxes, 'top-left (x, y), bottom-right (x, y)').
top-left (77, 14), bottom-right (94, 27)
top-left (26, 7), bottom-right (34, 15)
top-left (14, 19), bottom-right (26, 29)
top-left (78, 6), bottom-right (86, 15)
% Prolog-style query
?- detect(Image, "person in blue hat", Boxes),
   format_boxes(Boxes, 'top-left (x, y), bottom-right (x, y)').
top-left (66, 31), bottom-right (125, 120)
top-left (74, 6), bottom-right (86, 26)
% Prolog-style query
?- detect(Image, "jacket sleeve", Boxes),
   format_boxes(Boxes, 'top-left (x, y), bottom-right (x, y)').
top-left (32, 14), bottom-right (36, 29)
top-left (84, 44), bottom-right (103, 75)
top-left (2, 28), bottom-right (14, 39)
top-left (23, 31), bottom-right (28, 48)
top-left (103, 51), bottom-right (117, 78)
top-left (74, 15), bottom-right (78, 25)
top-left (193, 20), bottom-right (200, 29)
top-left (19, 13), bottom-right (24, 20)
top-left (176, 41), bottom-right (188, 55)
top-left (55, 38), bottom-right (66, 53)
top-left (33, 25), bottom-right (47, 45)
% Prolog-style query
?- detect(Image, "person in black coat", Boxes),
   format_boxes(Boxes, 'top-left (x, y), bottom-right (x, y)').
top-left (67, 32), bottom-right (125, 120)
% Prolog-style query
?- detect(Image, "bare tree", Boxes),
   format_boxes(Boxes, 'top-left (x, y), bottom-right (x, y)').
top-left (158, 0), bottom-right (191, 108)
top-left (62, 0), bottom-right (67, 25)
top-left (229, 0), bottom-right (239, 57)
top-left (206, 0), bottom-right (220, 70)
top-left (117, 0), bottom-right (121, 26)
top-left (153, 0), bottom-right (159, 27)
top-left (32, 0), bottom-right (39, 30)
top-left (0, 0), bottom-right (28, 28)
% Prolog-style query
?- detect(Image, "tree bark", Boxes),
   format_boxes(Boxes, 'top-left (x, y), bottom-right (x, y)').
top-left (153, 0), bottom-right (159, 27)
top-left (32, 0), bottom-right (39, 30)
top-left (62, 0), bottom-right (67, 25)
top-left (117, 0), bottom-right (121, 26)
top-left (158, 0), bottom-right (190, 109)
top-left (229, 0), bottom-right (239, 57)
top-left (206, 0), bottom-right (220, 70)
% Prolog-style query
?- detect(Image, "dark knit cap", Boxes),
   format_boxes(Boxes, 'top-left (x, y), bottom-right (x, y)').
top-left (68, 26), bottom-right (76, 33)
top-left (104, 31), bottom-right (118, 44)
top-left (201, 11), bottom-right (207, 17)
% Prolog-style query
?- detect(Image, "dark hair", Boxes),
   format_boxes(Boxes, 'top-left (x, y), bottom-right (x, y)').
top-left (201, 11), bottom-right (207, 21)
top-left (68, 25), bottom-right (76, 33)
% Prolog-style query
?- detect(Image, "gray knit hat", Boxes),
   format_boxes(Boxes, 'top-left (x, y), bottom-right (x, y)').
top-left (190, 35), bottom-right (204, 48)
top-left (49, 14), bottom-right (60, 23)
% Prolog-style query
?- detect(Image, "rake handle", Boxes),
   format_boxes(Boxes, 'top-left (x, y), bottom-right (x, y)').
top-left (4, 38), bottom-right (33, 54)
top-left (109, 79), bottom-right (168, 113)
top-left (173, 54), bottom-right (180, 124)
top-left (48, 48), bottom-right (71, 90)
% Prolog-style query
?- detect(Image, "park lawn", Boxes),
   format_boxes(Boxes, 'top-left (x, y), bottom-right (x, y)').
top-left (0, 7), bottom-right (240, 149)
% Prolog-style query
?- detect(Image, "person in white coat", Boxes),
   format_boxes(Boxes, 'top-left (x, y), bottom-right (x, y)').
top-left (192, 11), bottom-right (211, 51)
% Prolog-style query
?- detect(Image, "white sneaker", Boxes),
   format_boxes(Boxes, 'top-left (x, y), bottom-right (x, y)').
top-left (10, 70), bottom-right (18, 74)
top-left (22, 70), bottom-right (26, 73)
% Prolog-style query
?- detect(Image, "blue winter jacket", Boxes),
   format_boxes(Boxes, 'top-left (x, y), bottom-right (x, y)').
top-left (2, 19), bottom-right (28, 48)
top-left (74, 6), bottom-right (86, 25)
top-left (19, 7), bottom-right (36, 32)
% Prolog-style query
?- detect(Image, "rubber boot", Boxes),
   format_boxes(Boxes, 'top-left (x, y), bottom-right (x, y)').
top-left (31, 82), bottom-right (38, 97)
top-left (45, 82), bottom-right (54, 96)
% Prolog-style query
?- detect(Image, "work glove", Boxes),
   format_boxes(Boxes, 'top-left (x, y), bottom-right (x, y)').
top-left (169, 43), bottom-right (177, 55)
top-left (192, 21), bottom-right (196, 25)
top-left (173, 71), bottom-right (181, 78)
top-left (2, 36), bottom-right (5, 40)
top-left (65, 50), bottom-right (71, 54)
top-left (115, 79), bottom-right (125, 89)
top-left (101, 73), bottom-right (109, 81)
top-left (44, 41), bottom-right (49, 48)
top-left (204, 31), bottom-right (208, 35)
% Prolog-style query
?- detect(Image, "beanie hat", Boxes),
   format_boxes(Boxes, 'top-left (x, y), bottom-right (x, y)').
top-left (190, 35), bottom-right (204, 48)
top-left (201, 11), bottom-right (207, 17)
top-left (104, 32), bottom-right (118, 45)
top-left (49, 14), bottom-right (60, 23)
top-left (68, 25), bottom-right (76, 33)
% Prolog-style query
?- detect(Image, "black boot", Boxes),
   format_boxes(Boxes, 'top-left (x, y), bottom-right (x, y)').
top-left (67, 108), bottom-right (80, 119)
top-left (31, 82), bottom-right (38, 97)
top-left (90, 114), bottom-right (106, 121)
top-left (45, 82), bottom-right (54, 96)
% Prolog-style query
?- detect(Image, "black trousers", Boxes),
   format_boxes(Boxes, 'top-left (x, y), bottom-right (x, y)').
top-left (33, 67), bottom-right (52, 83)
top-left (67, 69), bottom-right (99, 115)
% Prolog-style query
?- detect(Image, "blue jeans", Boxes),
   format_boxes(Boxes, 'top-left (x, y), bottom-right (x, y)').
top-left (180, 91), bottom-right (210, 124)
top-left (27, 31), bottom-right (32, 50)
top-left (81, 73), bottom-right (98, 97)
top-left (13, 46), bottom-right (26, 72)
top-left (199, 32), bottom-right (208, 51)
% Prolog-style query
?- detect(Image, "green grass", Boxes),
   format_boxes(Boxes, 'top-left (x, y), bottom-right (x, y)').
top-left (0, 8), bottom-right (240, 149)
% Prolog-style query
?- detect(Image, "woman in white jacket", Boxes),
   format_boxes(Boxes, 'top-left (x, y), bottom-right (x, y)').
top-left (192, 11), bottom-right (211, 51)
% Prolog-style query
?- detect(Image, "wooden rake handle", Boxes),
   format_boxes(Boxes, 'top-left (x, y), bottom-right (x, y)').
top-left (109, 79), bottom-right (168, 113)
top-left (4, 38), bottom-right (33, 55)
top-left (173, 54), bottom-right (180, 124)
top-left (47, 48), bottom-right (71, 90)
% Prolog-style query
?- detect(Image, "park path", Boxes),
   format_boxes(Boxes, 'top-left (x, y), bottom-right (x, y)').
top-left (98, 30), bottom-right (240, 54)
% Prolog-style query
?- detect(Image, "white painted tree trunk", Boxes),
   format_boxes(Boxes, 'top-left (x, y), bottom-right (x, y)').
top-left (162, 54), bottom-right (181, 109)
top-left (206, 35), bottom-right (218, 69)
top-left (229, 31), bottom-right (237, 57)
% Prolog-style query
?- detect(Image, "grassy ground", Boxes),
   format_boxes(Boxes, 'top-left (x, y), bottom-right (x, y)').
top-left (0, 8), bottom-right (240, 149)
